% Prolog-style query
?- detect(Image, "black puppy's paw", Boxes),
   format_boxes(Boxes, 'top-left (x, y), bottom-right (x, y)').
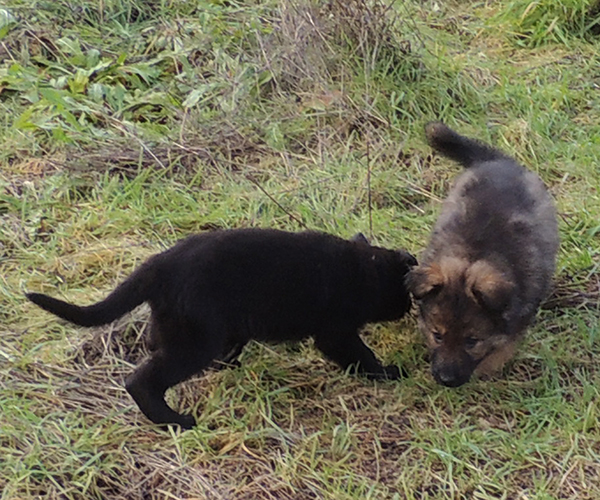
top-left (178, 414), bottom-right (197, 430)
top-left (159, 413), bottom-right (196, 431)
top-left (383, 364), bottom-right (408, 380)
top-left (212, 357), bottom-right (242, 371)
top-left (364, 364), bottom-right (407, 381)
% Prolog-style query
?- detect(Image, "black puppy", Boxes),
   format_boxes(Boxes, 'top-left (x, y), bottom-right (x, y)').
top-left (28, 229), bottom-right (416, 429)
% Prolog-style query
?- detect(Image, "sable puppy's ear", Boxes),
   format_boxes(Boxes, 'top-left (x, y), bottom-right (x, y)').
top-left (406, 264), bottom-right (443, 299)
top-left (351, 232), bottom-right (370, 245)
top-left (466, 261), bottom-right (515, 312)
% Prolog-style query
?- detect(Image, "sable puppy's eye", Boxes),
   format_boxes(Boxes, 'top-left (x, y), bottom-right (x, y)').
top-left (432, 331), bottom-right (443, 344)
top-left (465, 337), bottom-right (480, 349)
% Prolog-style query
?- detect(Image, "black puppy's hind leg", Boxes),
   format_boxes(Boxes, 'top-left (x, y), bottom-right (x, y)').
top-left (213, 341), bottom-right (246, 370)
top-left (125, 348), bottom-right (211, 430)
top-left (315, 332), bottom-right (405, 381)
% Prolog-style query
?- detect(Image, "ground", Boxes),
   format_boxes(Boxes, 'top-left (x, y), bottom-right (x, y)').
top-left (1, 0), bottom-right (599, 498)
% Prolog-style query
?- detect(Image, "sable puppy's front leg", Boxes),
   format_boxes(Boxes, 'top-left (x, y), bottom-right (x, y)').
top-left (315, 332), bottom-right (404, 380)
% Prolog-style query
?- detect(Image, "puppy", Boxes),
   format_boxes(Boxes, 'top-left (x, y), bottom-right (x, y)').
top-left (407, 122), bottom-right (558, 387)
top-left (28, 228), bottom-right (416, 428)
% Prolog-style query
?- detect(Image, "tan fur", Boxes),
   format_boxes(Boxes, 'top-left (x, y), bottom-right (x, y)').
top-left (409, 257), bottom-right (467, 299)
top-left (466, 261), bottom-right (515, 312)
top-left (474, 339), bottom-right (519, 378)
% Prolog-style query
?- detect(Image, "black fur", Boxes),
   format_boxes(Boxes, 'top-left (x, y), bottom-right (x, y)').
top-left (28, 228), bottom-right (416, 429)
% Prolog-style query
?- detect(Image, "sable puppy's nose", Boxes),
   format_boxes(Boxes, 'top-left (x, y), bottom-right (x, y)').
top-left (435, 368), bottom-right (467, 388)
top-left (439, 372), bottom-right (460, 387)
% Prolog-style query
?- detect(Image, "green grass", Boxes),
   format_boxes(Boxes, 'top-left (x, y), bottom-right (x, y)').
top-left (1, 0), bottom-right (600, 498)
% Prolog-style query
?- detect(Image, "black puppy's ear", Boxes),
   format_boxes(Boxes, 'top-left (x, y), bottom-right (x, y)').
top-left (351, 232), bottom-right (370, 245)
top-left (406, 264), bottom-right (443, 300)
top-left (398, 250), bottom-right (418, 268)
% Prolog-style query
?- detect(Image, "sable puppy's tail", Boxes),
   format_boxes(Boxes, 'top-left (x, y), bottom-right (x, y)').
top-left (26, 263), bottom-right (156, 327)
top-left (425, 122), bottom-right (509, 168)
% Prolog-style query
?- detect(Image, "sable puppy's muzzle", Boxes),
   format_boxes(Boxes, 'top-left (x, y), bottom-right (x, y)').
top-left (430, 349), bottom-right (475, 388)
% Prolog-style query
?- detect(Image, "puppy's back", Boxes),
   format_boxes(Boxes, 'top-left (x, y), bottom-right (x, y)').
top-left (423, 123), bottom-right (558, 313)
top-left (148, 229), bottom-right (377, 339)
top-left (424, 123), bottom-right (557, 262)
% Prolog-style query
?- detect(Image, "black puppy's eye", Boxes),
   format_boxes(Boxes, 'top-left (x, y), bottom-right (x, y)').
top-left (465, 337), bottom-right (480, 349)
top-left (432, 331), bottom-right (443, 344)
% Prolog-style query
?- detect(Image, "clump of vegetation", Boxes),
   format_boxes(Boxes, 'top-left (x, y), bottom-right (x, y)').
top-left (492, 0), bottom-right (600, 46)
top-left (0, 0), bottom-right (422, 171)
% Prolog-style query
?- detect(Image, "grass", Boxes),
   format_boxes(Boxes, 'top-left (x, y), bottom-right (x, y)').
top-left (1, 0), bottom-right (599, 498)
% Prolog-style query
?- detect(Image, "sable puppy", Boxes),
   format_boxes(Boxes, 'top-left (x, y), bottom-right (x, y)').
top-left (28, 228), bottom-right (416, 429)
top-left (407, 122), bottom-right (558, 387)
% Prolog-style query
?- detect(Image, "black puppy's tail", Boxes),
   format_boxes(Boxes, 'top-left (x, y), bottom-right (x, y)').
top-left (425, 122), bottom-right (509, 168)
top-left (27, 263), bottom-right (156, 327)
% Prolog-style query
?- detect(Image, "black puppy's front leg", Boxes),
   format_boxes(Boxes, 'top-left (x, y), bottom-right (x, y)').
top-left (315, 332), bottom-right (405, 380)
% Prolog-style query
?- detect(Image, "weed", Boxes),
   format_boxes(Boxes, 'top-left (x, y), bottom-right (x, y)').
top-left (490, 0), bottom-right (600, 47)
